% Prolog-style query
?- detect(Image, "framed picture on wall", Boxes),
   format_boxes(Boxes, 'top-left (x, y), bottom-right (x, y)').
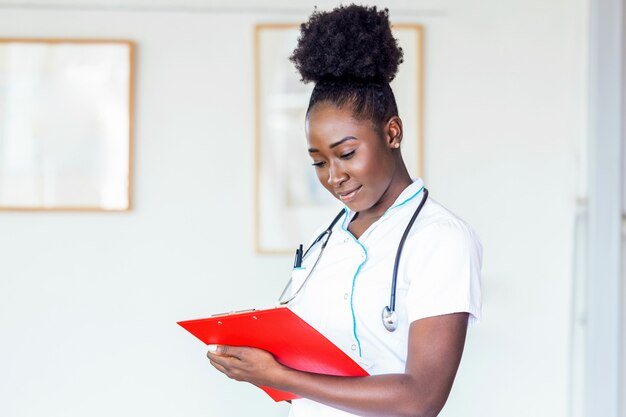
top-left (254, 24), bottom-right (423, 254)
top-left (0, 39), bottom-right (134, 211)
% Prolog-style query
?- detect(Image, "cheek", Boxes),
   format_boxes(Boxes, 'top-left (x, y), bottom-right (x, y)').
top-left (351, 149), bottom-right (388, 180)
top-left (348, 157), bottom-right (372, 177)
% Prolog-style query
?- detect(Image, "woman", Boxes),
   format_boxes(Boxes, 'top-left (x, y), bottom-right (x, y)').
top-left (207, 5), bottom-right (482, 417)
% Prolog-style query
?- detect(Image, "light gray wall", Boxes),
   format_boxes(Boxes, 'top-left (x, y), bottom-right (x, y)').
top-left (0, 1), bottom-right (588, 416)
top-left (587, 1), bottom-right (624, 416)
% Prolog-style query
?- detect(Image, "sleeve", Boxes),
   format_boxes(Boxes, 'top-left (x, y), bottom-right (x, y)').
top-left (403, 220), bottom-right (483, 326)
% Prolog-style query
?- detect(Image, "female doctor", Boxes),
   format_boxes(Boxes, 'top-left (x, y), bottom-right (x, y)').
top-left (207, 5), bottom-right (482, 417)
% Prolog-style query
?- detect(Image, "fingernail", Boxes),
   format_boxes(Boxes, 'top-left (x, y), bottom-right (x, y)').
top-left (207, 344), bottom-right (218, 353)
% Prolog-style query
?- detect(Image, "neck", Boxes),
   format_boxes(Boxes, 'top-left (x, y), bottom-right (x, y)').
top-left (360, 160), bottom-right (413, 220)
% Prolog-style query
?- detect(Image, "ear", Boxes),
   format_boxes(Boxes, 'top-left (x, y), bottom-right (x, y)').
top-left (385, 116), bottom-right (403, 149)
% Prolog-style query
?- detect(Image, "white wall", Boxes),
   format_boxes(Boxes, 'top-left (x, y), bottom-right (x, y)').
top-left (0, 1), bottom-right (588, 417)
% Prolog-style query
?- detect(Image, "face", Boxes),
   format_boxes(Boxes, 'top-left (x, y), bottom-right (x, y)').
top-left (305, 103), bottom-right (402, 214)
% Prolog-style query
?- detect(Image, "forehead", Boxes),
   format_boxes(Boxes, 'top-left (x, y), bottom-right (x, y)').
top-left (306, 103), bottom-right (379, 142)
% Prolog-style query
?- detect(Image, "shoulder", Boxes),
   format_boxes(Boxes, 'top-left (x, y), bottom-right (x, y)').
top-left (402, 198), bottom-right (483, 325)
top-left (410, 198), bottom-right (481, 248)
top-left (401, 197), bottom-right (483, 284)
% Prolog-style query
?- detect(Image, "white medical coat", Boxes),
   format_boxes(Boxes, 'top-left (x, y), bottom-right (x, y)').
top-left (288, 178), bottom-right (482, 417)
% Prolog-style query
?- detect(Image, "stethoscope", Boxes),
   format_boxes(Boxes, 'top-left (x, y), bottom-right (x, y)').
top-left (278, 187), bottom-right (429, 332)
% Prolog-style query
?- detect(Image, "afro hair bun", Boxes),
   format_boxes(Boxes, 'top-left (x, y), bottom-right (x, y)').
top-left (290, 4), bottom-right (404, 84)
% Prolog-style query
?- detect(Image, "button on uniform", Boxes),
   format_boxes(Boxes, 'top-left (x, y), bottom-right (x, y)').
top-left (351, 344), bottom-right (357, 351)
top-left (343, 293), bottom-right (349, 300)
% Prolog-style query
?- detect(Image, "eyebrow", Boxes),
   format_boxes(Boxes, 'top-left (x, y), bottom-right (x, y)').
top-left (308, 136), bottom-right (358, 153)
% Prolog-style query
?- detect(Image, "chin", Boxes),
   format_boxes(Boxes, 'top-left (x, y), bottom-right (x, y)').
top-left (338, 197), bottom-right (371, 213)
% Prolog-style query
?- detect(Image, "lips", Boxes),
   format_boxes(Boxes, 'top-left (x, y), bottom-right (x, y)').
top-left (337, 185), bottom-right (362, 202)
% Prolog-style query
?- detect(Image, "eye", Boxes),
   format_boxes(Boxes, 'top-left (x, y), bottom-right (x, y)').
top-left (340, 150), bottom-right (355, 159)
top-left (312, 161), bottom-right (326, 168)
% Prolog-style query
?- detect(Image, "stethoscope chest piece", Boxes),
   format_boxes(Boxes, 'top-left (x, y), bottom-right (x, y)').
top-left (381, 306), bottom-right (398, 332)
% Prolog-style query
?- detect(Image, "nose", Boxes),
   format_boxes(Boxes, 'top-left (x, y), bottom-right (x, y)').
top-left (327, 162), bottom-right (348, 188)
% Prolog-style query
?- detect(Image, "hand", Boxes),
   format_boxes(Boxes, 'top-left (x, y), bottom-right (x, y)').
top-left (206, 345), bottom-right (287, 388)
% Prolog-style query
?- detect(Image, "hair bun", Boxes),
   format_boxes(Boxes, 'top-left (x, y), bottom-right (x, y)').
top-left (290, 4), bottom-right (404, 84)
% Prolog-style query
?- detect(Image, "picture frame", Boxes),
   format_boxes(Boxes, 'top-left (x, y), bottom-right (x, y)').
top-left (254, 24), bottom-right (423, 254)
top-left (0, 39), bottom-right (134, 211)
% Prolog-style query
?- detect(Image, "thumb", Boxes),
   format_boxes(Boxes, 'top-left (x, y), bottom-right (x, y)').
top-left (207, 344), bottom-right (222, 355)
top-left (207, 344), bottom-right (239, 358)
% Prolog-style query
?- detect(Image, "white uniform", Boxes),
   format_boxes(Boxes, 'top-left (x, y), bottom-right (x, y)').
top-left (287, 178), bottom-right (482, 417)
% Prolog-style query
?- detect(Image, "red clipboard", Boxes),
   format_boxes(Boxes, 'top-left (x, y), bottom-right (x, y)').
top-left (177, 306), bottom-right (369, 402)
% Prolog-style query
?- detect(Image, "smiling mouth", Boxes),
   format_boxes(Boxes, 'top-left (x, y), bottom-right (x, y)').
top-left (338, 185), bottom-right (362, 202)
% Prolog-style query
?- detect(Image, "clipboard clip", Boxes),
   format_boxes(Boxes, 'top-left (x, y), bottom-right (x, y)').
top-left (210, 308), bottom-right (257, 318)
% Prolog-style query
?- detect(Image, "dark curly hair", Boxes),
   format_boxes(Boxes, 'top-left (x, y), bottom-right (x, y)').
top-left (290, 4), bottom-right (404, 130)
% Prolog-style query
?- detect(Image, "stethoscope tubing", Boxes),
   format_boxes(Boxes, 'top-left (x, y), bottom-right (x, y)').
top-left (278, 210), bottom-right (343, 305)
top-left (303, 210), bottom-right (346, 259)
top-left (389, 188), bottom-right (429, 312)
top-left (280, 187), bottom-right (429, 331)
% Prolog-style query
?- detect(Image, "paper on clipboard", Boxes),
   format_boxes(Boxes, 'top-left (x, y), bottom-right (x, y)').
top-left (177, 306), bottom-right (369, 402)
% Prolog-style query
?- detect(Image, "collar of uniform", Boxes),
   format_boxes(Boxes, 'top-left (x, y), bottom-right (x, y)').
top-left (342, 178), bottom-right (426, 228)
top-left (384, 178), bottom-right (426, 213)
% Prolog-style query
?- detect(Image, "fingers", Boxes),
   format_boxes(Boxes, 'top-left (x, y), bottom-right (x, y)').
top-left (207, 346), bottom-right (234, 369)
top-left (206, 345), bottom-right (246, 378)
top-left (207, 347), bottom-right (237, 379)
top-left (209, 357), bottom-right (244, 381)
top-left (205, 345), bottom-right (282, 387)
top-left (206, 347), bottom-right (248, 382)
top-left (208, 358), bottom-right (228, 375)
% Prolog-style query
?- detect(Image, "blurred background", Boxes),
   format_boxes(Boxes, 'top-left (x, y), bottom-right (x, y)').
top-left (0, 0), bottom-right (623, 416)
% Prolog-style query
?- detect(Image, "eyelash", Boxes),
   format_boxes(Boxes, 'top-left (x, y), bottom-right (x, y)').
top-left (312, 150), bottom-right (355, 168)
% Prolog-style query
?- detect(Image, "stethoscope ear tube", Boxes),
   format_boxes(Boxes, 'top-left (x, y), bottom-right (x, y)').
top-left (302, 210), bottom-right (346, 258)
top-left (279, 209), bottom-right (346, 306)
top-left (386, 188), bottom-right (428, 331)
